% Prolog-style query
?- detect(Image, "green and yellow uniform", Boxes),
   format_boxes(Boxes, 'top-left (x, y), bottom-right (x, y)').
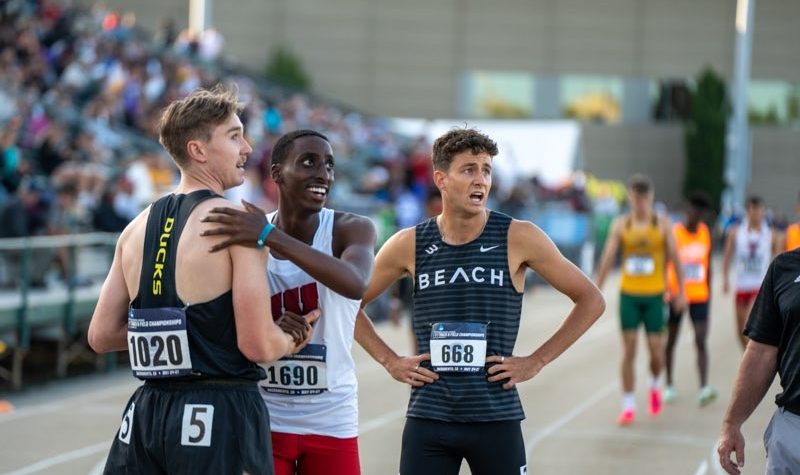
top-left (619, 215), bottom-right (667, 332)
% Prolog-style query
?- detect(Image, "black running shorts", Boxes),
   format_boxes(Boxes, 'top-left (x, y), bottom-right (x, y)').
top-left (399, 417), bottom-right (527, 475)
top-left (103, 380), bottom-right (273, 475)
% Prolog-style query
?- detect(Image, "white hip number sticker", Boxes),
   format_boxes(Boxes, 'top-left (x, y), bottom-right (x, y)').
top-left (181, 404), bottom-right (214, 447)
top-left (118, 401), bottom-right (135, 445)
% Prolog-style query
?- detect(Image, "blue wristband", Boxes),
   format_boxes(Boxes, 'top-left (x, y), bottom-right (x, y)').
top-left (256, 222), bottom-right (275, 248)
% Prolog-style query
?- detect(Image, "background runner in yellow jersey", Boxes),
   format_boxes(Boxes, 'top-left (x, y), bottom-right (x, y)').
top-left (596, 174), bottom-right (685, 426)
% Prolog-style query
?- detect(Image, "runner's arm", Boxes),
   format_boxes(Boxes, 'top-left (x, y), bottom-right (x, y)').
top-left (354, 228), bottom-right (436, 386)
top-left (203, 201), bottom-right (375, 299)
top-left (594, 217), bottom-right (622, 289)
top-left (663, 217), bottom-right (686, 306)
top-left (88, 234), bottom-right (131, 353)
top-left (520, 221), bottom-right (605, 365)
top-left (488, 221), bottom-right (605, 388)
top-left (722, 226), bottom-right (736, 292)
top-left (355, 308), bottom-right (438, 387)
top-left (230, 244), bottom-right (308, 362)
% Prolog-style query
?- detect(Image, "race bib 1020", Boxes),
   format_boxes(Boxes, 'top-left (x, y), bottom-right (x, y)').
top-left (127, 306), bottom-right (193, 379)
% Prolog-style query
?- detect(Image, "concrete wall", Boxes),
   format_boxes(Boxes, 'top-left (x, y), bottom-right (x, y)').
top-left (103, 0), bottom-right (800, 117)
top-left (583, 124), bottom-right (800, 216)
top-left (97, 0), bottom-right (799, 214)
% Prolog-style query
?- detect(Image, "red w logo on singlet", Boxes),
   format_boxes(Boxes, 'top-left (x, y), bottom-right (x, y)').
top-left (270, 283), bottom-right (320, 320)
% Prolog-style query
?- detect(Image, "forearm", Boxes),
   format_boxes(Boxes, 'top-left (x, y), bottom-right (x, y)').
top-left (722, 344), bottom-right (778, 428)
top-left (268, 231), bottom-right (368, 299)
top-left (528, 292), bottom-right (605, 368)
top-left (88, 320), bottom-right (128, 353)
top-left (355, 309), bottom-right (399, 367)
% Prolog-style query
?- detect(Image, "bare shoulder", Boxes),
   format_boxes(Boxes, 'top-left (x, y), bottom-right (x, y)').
top-left (376, 225), bottom-right (416, 273)
top-left (508, 218), bottom-right (546, 242)
top-left (386, 225), bottom-right (416, 249)
top-left (118, 206), bottom-right (150, 251)
top-left (333, 211), bottom-right (377, 236)
top-left (192, 196), bottom-right (244, 214)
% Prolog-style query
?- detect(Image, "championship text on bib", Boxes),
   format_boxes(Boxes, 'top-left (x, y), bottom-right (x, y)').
top-left (127, 307), bottom-right (193, 378)
top-left (261, 344), bottom-right (328, 395)
top-left (430, 322), bottom-right (488, 372)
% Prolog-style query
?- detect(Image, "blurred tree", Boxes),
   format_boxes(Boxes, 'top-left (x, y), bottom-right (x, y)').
top-left (683, 67), bottom-right (729, 212)
top-left (786, 85), bottom-right (800, 123)
top-left (264, 46), bottom-right (311, 91)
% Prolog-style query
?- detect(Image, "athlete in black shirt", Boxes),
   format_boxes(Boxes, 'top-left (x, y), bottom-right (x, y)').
top-left (88, 85), bottom-right (317, 475)
top-left (355, 128), bottom-right (606, 475)
top-left (718, 249), bottom-right (800, 474)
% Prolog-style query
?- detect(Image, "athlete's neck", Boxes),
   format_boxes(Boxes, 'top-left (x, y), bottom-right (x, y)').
top-left (747, 218), bottom-right (762, 231)
top-left (174, 173), bottom-right (224, 196)
top-left (436, 208), bottom-right (489, 245)
top-left (273, 206), bottom-right (320, 244)
top-left (631, 209), bottom-right (653, 223)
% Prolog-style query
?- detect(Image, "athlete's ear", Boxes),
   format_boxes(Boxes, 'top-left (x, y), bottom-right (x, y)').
top-left (270, 162), bottom-right (282, 183)
top-left (185, 139), bottom-right (207, 163)
top-left (433, 169), bottom-right (446, 191)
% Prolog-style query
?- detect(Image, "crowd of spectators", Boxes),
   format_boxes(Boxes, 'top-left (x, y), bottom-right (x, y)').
top-left (0, 0), bottom-right (447, 286)
top-left (0, 1), bottom-right (606, 291)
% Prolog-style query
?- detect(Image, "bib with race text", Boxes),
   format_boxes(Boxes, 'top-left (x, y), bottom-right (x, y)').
top-left (261, 344), bottom-right (328, 395)
top-left (683, 263), bottom-right (706, 283)
top-left (625, 255), bottom-right (655, 276)
top-left (430, 322), bottom-right (488, 373)
top-left (127, 306), bottom-right (193, 379)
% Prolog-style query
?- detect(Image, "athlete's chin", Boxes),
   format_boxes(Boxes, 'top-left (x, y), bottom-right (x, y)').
top-left (465, 201), bottom-right (486, 212)
top-left (230, 177), bottom-right (246, 188)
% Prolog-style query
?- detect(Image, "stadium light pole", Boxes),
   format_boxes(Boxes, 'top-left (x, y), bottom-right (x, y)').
top-left (724, 0), bottom-right (756, 214)
top-left (189, 0), bottom-right (212, 32)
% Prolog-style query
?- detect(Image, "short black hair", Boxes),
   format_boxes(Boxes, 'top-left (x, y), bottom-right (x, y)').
top-left (745, 195), bottom-right (764, 208)
top-left (687, 190), bottom-right (711, 210)
top-left (271, 129), bottom-right (329, 166)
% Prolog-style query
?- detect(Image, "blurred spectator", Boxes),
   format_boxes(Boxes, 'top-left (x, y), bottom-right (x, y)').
top-left (0, 177), bottom-right (52, 288)
top-left (92, 185), bottom-right (128, 232)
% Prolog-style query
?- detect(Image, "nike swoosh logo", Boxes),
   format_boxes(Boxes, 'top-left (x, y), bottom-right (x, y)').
top-left (480, 245), bottom-right (499, 252)
top-left (795, 274), bottom-right (800, 283)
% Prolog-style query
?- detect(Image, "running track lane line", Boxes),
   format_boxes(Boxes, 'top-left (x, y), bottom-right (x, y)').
top-left (524, 381), bottom-right (617, 455)
top-left (0, 442), bottom-right (109, 475)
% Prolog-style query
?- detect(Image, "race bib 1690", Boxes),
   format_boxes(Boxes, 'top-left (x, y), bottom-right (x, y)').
top-left (261, 344), bottom-right (328, 395)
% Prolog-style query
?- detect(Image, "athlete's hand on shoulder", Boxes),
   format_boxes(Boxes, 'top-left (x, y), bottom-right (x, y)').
top-left (201, 199), bottom-right (267, 252)
top-left (486, 354), bottom-right (544, 390)
top-left (287, 309), bottom-right (321, 354)
top-left (717, 423), bottom-right (745, 475)
top-left (386, 353), bottom-right (439, 388)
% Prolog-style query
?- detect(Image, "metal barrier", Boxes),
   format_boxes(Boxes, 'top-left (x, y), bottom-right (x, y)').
top-left (0, 233), bottom-right (119, 389)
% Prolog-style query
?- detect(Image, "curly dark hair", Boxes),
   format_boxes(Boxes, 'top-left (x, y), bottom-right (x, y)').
top-left (431, 128), bottom-right (498, 171)
top-left (271, 129), bottom-right (329, 166)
